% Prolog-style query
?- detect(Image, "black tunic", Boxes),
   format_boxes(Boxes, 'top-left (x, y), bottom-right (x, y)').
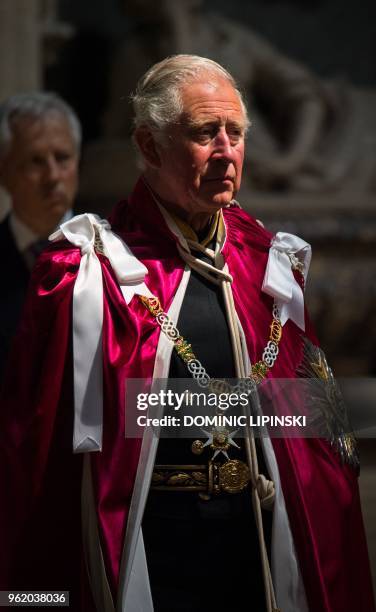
top-left (142, 250), bottom-right (271, 612)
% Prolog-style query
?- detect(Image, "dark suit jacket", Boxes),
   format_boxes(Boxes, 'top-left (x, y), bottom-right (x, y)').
top-left (0, 216), bottom-right (31, 381)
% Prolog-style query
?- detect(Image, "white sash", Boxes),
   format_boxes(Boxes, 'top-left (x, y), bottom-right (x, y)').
top-left (49, 213), bottom-right (153, 453)
top-left (262, 231), bottom-right (311, 331)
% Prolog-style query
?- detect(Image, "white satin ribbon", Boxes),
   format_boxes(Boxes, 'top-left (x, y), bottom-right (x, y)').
top-left (262, 232), bottom-right (311, 331)
top-left (49, 213), bottom-right (153, 453)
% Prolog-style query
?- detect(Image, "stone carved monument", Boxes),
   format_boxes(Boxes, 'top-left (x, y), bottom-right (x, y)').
top-left (99, 0), bottom-right (376, 195)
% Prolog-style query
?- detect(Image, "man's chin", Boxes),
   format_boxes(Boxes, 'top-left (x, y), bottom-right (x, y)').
top-left (208, 191), bottom-right (235, 208)
top-left (200, 183), bottom-right (236, 207)
top-left (45, 197), bottom-right (69, 216)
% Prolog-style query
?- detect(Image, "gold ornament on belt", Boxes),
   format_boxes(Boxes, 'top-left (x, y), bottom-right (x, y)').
top-left (151, 459), bottom-right (251, 496)
top-left (219, 459), bottom-right (251, 494)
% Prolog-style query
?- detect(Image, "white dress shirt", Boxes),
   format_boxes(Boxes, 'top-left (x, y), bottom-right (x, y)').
top-left (9, 210), bottom-right (73, 268)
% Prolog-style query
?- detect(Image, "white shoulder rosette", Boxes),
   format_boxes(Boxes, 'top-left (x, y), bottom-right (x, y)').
top-left (262, 231), bottom-right (312, 331)
top-left (49, 213), bottom-right (153, 453)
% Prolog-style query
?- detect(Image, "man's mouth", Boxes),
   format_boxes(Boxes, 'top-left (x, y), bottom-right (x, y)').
top-left (203, 176), bottom-right (234, 183)
top-left (44, 190), bottom-right (65, 202)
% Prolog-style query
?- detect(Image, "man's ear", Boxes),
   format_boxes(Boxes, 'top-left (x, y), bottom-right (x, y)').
top-left (133, 127), bottom-right (162, 169)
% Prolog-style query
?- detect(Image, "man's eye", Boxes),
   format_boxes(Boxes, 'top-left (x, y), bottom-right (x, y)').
top-left (55, 152), bottom-right (72, 163)
top-left (228, 128), bottom-right (242, 138)
top-left (228, 130), bottom-right (243, 144)
top-left (197, 129), bottom-right (213, 140)
top-left (30, 156), bottom-right (44, 166)
top-left (190, 126), bottom-right (215, 141)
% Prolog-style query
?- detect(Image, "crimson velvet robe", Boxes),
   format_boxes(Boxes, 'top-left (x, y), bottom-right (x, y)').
top-left (0, 178), bottom-right (374, 611)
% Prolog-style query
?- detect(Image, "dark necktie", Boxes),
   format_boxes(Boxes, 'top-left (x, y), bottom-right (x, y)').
top-left (23, 239), bottom-right (49, 270)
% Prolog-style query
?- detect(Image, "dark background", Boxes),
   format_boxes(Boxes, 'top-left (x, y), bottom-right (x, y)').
top-left (55, 0), bottom-right (376, 142)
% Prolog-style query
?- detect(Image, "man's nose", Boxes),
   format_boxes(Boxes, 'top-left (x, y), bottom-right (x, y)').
top-left (211, 128), bottom-right (234, 161)
top-left (45, 156), bottom-right (61, 182)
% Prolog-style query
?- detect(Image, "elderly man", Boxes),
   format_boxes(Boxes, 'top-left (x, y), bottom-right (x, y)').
top-left (1, 56), bottom-right (374, 612)
top-left (0, 92), bottom-right (80, 379)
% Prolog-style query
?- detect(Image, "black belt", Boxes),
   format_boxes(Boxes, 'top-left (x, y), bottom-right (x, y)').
top-left (151, 459), bottom-right (251, 497)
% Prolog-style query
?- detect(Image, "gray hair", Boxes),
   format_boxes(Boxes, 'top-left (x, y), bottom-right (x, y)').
top-left (0, 91), bottom-right (82, 159)
top-left (132, 54), bottom-right (250, 137)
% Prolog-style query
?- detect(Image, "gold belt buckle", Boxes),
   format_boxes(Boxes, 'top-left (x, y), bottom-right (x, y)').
top-left (151, 460), bottom-right (251, 497)
top-left (217, 459), bottom-right (251, 494)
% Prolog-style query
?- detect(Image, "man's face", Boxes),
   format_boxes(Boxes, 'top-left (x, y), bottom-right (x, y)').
top-left (155, 78), bottom-right (246, 219)
top-left (0, 113), bottom-right (79, 236)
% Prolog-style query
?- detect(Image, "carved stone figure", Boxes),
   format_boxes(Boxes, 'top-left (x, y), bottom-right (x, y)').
top-left (101, 0), bottom-right (376, 193)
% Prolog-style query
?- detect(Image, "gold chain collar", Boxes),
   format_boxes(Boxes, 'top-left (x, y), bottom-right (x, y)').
top-left (139, 295), bottom-right (282, 387)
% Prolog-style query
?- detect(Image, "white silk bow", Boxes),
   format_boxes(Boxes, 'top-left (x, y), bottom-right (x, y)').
top-left (262, 232), bottom-right (312, 331)
top-left (49, 213), bottom-right (153, 453)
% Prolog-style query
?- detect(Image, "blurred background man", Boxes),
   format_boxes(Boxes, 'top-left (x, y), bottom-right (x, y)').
top-left (0, 91), bottom-right (81, 380)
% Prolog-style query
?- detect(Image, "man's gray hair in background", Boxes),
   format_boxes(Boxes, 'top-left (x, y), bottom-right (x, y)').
top-left (132, 54), bottom-right (250, 136)
top-left (0, 92), bottom-right (82, 160)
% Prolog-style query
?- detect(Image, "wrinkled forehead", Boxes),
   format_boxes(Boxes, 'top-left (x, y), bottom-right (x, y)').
top-left (9, 111), bottom-right (66, 137)
top-left (0, 114), bottom-right (78, 165)
top-left (7, 112), bottom-right (77, 153)
top-left (178, 77), bottom-right (246, 127)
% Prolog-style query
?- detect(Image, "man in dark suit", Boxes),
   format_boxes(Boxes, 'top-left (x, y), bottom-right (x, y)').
top-left (0, 92), bottom-right (81, 380)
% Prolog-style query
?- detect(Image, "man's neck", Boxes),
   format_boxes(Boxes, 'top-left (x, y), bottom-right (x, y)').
top-left (142, 175), bottom-right (215, 233)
